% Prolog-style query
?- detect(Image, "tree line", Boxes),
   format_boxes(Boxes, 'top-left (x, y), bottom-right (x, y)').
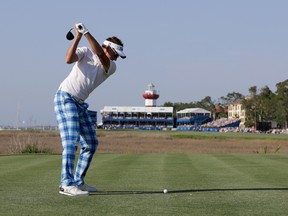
top-left (163, 79), bottom-right (288, 129)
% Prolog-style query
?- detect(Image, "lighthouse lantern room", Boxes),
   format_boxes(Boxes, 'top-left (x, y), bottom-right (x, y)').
top-left (142, 83), bottom-right (159, 107)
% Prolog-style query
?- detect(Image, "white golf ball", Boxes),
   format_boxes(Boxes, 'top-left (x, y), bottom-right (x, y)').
top-left (163, 189), bottom-right (168, 194)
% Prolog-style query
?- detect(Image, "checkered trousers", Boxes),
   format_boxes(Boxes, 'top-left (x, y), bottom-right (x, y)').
top-left (54, 90), bottom-right (98, 186)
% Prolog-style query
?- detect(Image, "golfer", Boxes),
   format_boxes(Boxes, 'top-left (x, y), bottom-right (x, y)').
top-left (54, 23), bottom-right (126, 196)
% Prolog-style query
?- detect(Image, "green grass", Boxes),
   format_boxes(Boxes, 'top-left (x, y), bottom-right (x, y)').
top-left (1, 154), bottom-right (288, 216)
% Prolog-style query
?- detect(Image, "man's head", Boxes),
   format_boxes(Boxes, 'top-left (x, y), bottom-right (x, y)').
top-left (102, 36), bottom-right (126, 60)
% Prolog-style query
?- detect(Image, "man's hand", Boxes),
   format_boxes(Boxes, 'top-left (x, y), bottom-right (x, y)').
top-left (76, 23), bottom-right (89, 35)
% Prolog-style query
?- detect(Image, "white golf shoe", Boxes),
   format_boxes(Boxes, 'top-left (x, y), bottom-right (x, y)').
top-left (78, 183), bottom-right (97, 192)
top-left (59, 185), bottom-right (89, 196)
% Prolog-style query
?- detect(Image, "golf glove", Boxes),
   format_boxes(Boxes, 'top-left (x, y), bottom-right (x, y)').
top-left (76, 23), bottom-right (89, 35)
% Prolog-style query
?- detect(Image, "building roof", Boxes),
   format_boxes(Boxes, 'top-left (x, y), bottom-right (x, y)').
top-left (101, 106), bottom-right (173, 113)
top-left (176, 108), bottom-right (211, 114)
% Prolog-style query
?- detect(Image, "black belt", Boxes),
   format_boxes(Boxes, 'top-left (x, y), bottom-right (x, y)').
top-left (72, 96), bottom-right (84, 104)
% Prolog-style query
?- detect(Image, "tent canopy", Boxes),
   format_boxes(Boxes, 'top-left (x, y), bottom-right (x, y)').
top-left (177, 108), bottom-right (211, 115)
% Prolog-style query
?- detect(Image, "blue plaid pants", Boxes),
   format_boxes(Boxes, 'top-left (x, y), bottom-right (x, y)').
top-left (54, 90), bottom-right (98, 186)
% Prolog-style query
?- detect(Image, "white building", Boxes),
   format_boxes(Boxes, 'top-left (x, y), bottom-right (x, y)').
top-left (100, 84), bottom-right (174, 130)
top-left (227, 99), bottom-right (245, 127)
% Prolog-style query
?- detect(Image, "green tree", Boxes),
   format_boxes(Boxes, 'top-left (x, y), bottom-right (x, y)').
top-left (163, 79), bottom-right (288, 129)
top-left (275, 80), bottom-right (288, 128)
top-left (241, 96), bottom-right (255, 127)
top-left (217, 92), bottom-right (245, 106)
top-left (241, 86), bottom-right (258, 128)
top-left (195, 96), bottom-right (215, 112)
top-left (249, 86), bottom-right (257, 97)
top-left (257, 86), bottom-right (275, 122)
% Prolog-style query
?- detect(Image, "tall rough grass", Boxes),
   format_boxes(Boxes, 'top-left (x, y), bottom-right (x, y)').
top-left (8, 133), bottom-right (52, 154)
top-left (255, 145), bottom-right (281, 154)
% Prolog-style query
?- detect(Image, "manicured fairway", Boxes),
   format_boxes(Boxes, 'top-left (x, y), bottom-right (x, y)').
top-left (1, 154), bottom-right (288, 216)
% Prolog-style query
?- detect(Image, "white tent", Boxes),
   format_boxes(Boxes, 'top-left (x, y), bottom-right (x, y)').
top-left (177, 108), bottom-right (211, 118)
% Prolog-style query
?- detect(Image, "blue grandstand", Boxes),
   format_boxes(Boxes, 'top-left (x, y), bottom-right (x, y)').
top-left (176, 108), bottom-right (212, 131)
top-left (200, 118), bottom-right (241, 132)
top-left (101, 106), bottom-right (174, 130)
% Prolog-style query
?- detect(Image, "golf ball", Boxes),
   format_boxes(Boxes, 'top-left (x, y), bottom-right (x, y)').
top-left (163, 189), bottom-right (168, 194)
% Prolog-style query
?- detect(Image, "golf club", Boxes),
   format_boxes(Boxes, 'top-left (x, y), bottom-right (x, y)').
top-left (66, 24), bottom-right (84, 40)
top-left (66, 28), bottom-right (74, 40)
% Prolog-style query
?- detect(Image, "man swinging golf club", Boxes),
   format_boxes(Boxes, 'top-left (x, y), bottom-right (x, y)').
top-left (54, 22), bottom-right (126, 196)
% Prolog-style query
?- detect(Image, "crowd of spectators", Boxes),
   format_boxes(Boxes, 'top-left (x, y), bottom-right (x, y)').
top-left (201, 118), bottom-right (240, 128)
top-left (218, 127), bottom-right (288, 134)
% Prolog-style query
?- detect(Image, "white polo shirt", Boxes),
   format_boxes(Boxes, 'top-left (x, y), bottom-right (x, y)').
top-left (59, 47), bottom-right (116, 101)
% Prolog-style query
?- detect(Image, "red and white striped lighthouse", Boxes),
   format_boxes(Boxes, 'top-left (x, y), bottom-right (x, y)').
top-left (142, 83), bottom-right (159, 107)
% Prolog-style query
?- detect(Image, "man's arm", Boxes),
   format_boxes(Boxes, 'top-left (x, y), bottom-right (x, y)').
top-left (75, 23), bottom-right (110, 71)
top-left (66, 25), bottom-right (82, 64)
top-left (84, 32), bottom-right (110, 72)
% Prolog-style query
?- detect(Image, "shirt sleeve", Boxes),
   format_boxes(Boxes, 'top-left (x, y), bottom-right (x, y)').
top-left (75, 47), bottom-right (87, 61)
top-left (106, 60), bottom-right (117, 75)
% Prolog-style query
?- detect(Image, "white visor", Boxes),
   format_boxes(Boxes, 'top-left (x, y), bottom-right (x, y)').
top-left (103, 40), bottom-right (126, 59)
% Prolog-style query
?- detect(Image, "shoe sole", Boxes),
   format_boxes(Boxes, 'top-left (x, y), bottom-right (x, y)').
top-left (59, 190), bottom-right (89, 196)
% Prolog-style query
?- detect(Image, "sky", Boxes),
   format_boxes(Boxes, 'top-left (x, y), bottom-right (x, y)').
top-left (1, 0), bottom-right (287, 127)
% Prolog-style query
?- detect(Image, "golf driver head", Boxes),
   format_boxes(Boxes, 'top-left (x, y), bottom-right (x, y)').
top-left (66, 28), bottom-right (74, 40)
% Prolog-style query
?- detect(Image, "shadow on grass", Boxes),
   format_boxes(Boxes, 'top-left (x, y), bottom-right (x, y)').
top-left (91, 188), bottom-right (288, 195)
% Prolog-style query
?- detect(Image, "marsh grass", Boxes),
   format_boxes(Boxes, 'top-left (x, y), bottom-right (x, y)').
top-left (255, 144), bottom-right (281, 154)
top-left (1, 130), bottom-right (288, 155)
top-left (8, 133), bottom-right (52, 154)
